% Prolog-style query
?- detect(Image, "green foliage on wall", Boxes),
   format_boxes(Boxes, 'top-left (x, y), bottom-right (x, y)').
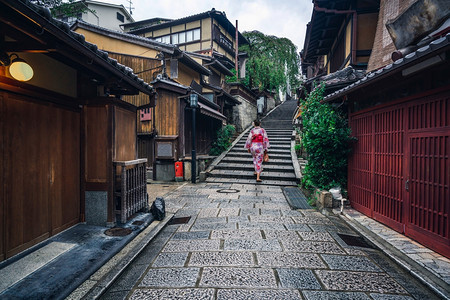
top-left (300, 84), bottom-right (355, 190)
top-left (210, 125), bottom-right (236, 156)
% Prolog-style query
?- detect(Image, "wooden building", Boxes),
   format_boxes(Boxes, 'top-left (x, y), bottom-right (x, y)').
top-left (302, 0), bottom-right (449, 257)
top-left (186, 51), bottom-right (241, 125)
top-left (300, 0), bottom-right (379, 95)
top-left (71, 21), bottom-right (228, 180)
top-left (0, 0), bottom-right (153, 261)
top-left (123, 8), bottom-right (248, 71)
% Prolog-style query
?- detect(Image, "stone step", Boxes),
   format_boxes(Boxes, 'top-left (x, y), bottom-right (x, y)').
top-left (205, 177), bottom-right (298, 186)
top-left (215, 163), bottom-right (294, 172)
top-left (236, 139), bottom-right (292, 143)
top-left (237, 138), bottom-right (292, 143)
top-left (220, 157), bottom-right (293, 165)
top-left (208, 169), bottom-right (297, 181)
top-left (233, 141), bottom-right (291, 149)
top-left (229, 148), bottom-right (291, 154)
top-left (226, 152), bottom-right (292, 159)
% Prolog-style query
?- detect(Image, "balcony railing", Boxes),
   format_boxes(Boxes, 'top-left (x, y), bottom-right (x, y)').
top-left (113, 159), bottom-right (148, 223)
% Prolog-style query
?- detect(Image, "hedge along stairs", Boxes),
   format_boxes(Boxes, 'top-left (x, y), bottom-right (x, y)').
top-left (206, 99), bottom-right (299, 186)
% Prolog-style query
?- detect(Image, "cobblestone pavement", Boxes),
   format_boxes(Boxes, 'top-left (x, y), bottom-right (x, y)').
top-left (101, 183), bottom-right (440, 300)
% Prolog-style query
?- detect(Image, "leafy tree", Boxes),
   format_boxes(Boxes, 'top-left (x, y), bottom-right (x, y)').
top-left (31, 0), bottom-right (90, 18)
top-left (236, 31), bottom-right (301, 93)
top-left (300, 84), bottom-right (354, 190)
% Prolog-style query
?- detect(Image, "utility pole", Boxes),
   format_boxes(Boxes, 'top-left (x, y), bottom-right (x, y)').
top-left (127, 0), bottom-right (134, 15)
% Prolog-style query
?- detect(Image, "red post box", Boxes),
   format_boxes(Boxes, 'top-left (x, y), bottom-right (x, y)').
top-left (175, 161), bottom-right (183, 180)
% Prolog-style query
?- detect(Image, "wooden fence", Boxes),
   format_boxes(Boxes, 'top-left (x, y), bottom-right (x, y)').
top-left (114, 159), bottom-right (148, 223)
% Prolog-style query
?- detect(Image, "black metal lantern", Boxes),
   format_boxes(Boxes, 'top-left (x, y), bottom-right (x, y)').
top-left (190, 93), bottom-right (198, 183)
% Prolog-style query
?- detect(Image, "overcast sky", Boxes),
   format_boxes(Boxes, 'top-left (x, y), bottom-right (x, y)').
top-left (106, 0), bottom-right (314, 52)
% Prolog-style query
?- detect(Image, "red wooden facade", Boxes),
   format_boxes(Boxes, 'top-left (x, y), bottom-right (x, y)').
top-left (348, 87), bottom-right (450, 257)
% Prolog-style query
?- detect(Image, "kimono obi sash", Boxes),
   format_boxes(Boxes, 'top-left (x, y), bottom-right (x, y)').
top-left (252, 134), bottom-right (263, 143)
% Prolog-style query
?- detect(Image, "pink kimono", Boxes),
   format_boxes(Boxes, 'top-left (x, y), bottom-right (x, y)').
top-left (244, 127), bottom-right (270, 173)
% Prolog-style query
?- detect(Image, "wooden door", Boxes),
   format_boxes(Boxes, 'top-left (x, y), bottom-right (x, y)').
top-left (348, 112), bottom-right (374, 217)
top-left (372, 105), bottom-right (405, 232)
top-left (1, 92), bottom-right (80, 260)
top-left (349, 87), bottom-right (450, 257)
top-left (405, 92), bottom-right (450, 257)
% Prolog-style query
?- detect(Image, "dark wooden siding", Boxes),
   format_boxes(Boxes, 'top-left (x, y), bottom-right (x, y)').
top-left (114, 107), bottom-right (137, 161)
top-left (348, 87), bottom-right (450, 257)
top-left (1, 92), bottom-right (80, 260)
top-left (108, 53), bottom-right (161, 107)
top-left (155, 90), bottom-right (179, 136)
top-left (85, 106), bottom-right (108, 183)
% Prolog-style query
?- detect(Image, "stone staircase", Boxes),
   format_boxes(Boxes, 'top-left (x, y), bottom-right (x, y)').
top-left (206, 99), bottom-right (299, 186)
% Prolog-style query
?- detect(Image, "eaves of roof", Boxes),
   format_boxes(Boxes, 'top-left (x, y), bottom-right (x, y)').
top-left (176, 51), bottom-right (211, 76)
top-left (323, 33), bottom-right (450, 102)
top-left (122, 18), bottom-right (173, 30)
top-left (72, 21), bottom-right (210, 76)
top-left (186, 52), bottom-right (233, 76)
top-left (201, 81), bottom-right (241, 105)
top-left (151, 77), bottom-right (189, 94)
top-left (4, 0), bottom-right (153, 96)
top-left (71, 20), bottom-right (176, 54)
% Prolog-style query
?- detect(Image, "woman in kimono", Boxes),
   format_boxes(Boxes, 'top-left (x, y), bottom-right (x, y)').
top-left (245, 120), bottom-right (270, 182)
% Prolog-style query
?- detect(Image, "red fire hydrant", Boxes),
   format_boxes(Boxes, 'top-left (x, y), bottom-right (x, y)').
top-left (175, 161), bottom-right (183, 181)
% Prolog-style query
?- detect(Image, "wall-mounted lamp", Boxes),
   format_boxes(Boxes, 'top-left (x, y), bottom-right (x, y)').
top-left (0, 52), bottom-right (34, 82)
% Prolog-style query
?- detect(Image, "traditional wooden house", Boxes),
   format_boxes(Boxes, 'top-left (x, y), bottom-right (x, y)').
top-left (302, 0), bottom-right (450, 257)
top-left (185, 51), bottom-right (241, 125)
top-left (0, 0), bottom-right (154, 261)
top-left (71, 21), bottom-right (228, 180)
top-left (300, 0), bottom-right (380, 96)
top-left (123, 8), bottom-right (254, 130)
top-left (123, 8), bottom-right (248, 71)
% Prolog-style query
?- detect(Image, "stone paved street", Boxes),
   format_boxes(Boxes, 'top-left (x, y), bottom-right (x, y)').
top-left (100, 183), bottom-right (439, 300)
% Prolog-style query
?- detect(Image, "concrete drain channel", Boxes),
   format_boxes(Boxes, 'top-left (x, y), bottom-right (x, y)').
top-left (216, 189), bottom-right (240, 193)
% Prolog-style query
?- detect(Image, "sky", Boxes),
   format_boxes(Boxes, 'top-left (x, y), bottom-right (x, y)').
top-left (106, 0), bottom-right (314, 52)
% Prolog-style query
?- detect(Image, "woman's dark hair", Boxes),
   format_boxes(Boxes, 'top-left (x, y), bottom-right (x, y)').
top-left (253, 120), bottom-right (261, 126)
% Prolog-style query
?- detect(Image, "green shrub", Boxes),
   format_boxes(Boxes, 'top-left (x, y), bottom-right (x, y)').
top-left (210, 125), bottom-right (236, 156)
top-left (300, 84), bottom-right (354, 190)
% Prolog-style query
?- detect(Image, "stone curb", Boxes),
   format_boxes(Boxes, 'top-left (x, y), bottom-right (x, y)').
top-left (67, 183), bottom-right (188, 300)
top-left (336, 209), bottom-right (450, 300)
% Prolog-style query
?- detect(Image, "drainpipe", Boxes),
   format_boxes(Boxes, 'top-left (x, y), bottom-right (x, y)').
top-left (313, 3), bottom-right (357, 65)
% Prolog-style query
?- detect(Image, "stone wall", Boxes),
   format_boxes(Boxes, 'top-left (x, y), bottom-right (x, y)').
top-left (232, 95), bottom-right (257, 132)
top-left (266, 96), bottom-right (276, 112)
top-left (367, 0), bottom-right (416, 72)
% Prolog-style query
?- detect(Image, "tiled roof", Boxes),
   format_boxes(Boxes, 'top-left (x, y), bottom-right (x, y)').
top-left (8, 0), bottom-right (153, 95)
top-left (72, 21), bottom-right (211, 76)
top-left (72, 20), bottom-right (177, 54)
top-left (324, 33), bottom-right (450, 102)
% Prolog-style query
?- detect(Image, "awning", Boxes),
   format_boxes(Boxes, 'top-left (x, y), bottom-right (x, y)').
top-left (198, 103), bottom-right (226, 121)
